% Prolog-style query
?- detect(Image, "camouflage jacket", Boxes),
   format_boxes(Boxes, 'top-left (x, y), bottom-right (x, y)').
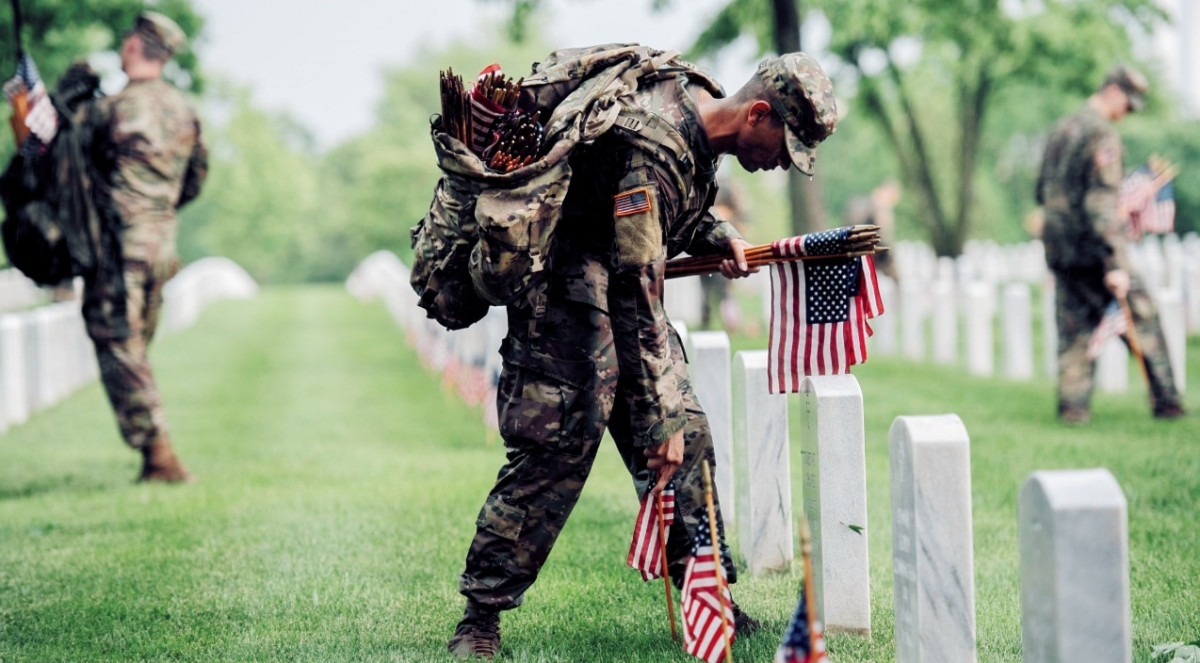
top-left (83, 77), bottom-right (207, 264)
top-left (1036, 105), bottom-right (1129, 272)
top-left (551, 67), bottom-right (742, 448)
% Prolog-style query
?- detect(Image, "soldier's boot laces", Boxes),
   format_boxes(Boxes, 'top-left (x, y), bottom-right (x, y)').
top-left (448, 604), bottom-right (501, 660)
top-left (732, 601), bottom-right (761, 636)
top-left (138, 437), bottom-right (194, 484)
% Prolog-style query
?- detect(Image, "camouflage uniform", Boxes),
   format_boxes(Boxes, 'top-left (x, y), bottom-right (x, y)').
top-left (80, 22), bottom-right (207, 451)
top-left (1036, 97), bottom-right (1182, 418)
top-left (459, 69), bottom-right (742, 609)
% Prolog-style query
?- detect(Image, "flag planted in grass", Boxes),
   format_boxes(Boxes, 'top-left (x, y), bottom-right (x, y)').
top-left (627, 481), bottom-right (675, 581)
top-left (1087, 300), bottom-right (1128, 361)
top-left (768, 227), bottom-right (884, 392)
top-left (775, 517), bottom-right (827, 663)
top-left (682, 514), bottom-right (735, 663)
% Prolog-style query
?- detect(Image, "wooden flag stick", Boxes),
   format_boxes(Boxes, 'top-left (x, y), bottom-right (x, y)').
top-left (1118, 295), bottom-right (1155, 410)
top-left (665, 246), bottom-right (889, 280)
top-left (702, 460), bottom-right (734, 663)
top-left (799, 516), bottom-right (820, 653)
top-left (656, 491), bottom-right (678, 642)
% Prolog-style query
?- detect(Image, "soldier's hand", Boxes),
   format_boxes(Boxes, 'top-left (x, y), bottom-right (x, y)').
top-left (1105, 269), bottom-right (1131, 300)
top-left (646, 429), bottom-right (685, 496)
top-left (719, 238), bottom-right (758, 279)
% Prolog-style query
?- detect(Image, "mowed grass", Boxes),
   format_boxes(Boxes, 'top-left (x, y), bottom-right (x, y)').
top-left (0, 283), bottom-right (1196, 662)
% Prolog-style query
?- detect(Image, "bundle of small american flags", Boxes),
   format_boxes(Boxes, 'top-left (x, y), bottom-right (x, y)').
top-left (3, 52), bottom-right (59, 156)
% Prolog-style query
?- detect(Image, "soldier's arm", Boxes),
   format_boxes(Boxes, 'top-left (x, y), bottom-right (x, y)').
top-left (607, 160), bottom-right (687, 450)
top-left (177, 117), bottom-right (207, 208)
top-left (686, 209), bottom-right (744, 256)
top-left (1083, 131), bottom-right (1131, 272)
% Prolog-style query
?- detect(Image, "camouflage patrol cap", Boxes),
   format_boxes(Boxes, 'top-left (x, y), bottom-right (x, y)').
top-left (1103, 63), bottom-right (1149, 112)
top-left (134, 11), bottom-right (186, 56)
top-left (756, 52), bottom-right (838, 176)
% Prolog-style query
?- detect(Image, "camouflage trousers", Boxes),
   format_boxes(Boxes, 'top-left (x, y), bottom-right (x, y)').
top-left (1054, 266), bottom-right (1181, 415)
top-left (83, 258), bottom-right (174, 450)
top-left (459, 295), bottom-right (737, 610)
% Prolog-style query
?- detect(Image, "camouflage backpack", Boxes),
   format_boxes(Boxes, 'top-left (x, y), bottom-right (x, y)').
top-left (409, 43), bottom-right (720, 330)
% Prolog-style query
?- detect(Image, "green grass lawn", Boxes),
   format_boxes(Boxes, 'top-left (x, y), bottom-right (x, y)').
top-left (1, 284), bottom-right (1197, 662)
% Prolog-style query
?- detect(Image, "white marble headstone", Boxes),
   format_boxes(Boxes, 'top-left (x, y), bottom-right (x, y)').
top-left (689, 331), bottom-right (734, 523)
top-left (1042, 277), bottom-right (1058, 378)
top-left (931, 280), bottom-right (957, 365)
top-left (1096, 337), bottom-right (1129, 394)
top-left (873, 275), bottom-right (898, 356)
top-left (1019, 469), bottom-right (1131, 663)
top-left (0, 314), bottom-right (28, 427)
top-left (1154, 288), bottom-right (1186, 395)
top-left (1003, 282), bottom-right (1034, 380)
top-left (963, 282), bottom-right (994, 377)
top-left (890, 414), bottom-right (977, 663)
top-left (800, 374), bottom-right (871, 636)
top-left (900, 278), bottom-right (926, 360)
top-left (731, 350), bottom-right (792, 574)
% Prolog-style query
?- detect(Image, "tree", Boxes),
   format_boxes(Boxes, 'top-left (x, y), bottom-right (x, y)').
top-left (805, 0), bottom-right (1165, 256)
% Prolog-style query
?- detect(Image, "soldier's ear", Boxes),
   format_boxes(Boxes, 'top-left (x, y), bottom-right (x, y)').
top-left (747, 100), bottom-right (773, 127)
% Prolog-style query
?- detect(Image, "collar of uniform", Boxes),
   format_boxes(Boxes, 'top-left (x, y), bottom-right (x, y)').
top-left (679, 80), bottom-right (719, 183)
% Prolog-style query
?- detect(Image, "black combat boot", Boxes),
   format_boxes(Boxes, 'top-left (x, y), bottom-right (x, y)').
top-left (448, 602), bottom-right (501, 660)
top-left (732, 601), bottom-right (761, 635)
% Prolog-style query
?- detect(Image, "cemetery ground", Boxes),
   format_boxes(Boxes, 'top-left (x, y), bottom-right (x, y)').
top-left (1, 284), bottom-right (1197, 663)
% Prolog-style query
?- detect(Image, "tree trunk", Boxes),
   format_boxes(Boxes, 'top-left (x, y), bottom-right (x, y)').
top-left (772, 0), bottom-right (825, 235)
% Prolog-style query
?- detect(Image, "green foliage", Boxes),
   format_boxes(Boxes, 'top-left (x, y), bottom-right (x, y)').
top-left (177, 81), bottom-right (325, 283)
top-left (0, 0), bottom-right (205, 93)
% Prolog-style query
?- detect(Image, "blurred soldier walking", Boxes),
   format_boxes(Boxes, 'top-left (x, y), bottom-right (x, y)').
top-left (81, 12), bottom-right (208, 481)
top-left (1036, 64), bottom-right (1184, 424)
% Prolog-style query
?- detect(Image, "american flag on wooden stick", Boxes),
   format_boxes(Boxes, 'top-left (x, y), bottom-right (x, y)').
top-left (4, 52), bottom-right (59, 155)
top-left (768, 228), bottom-right (884, 392)
top-left (627, 482), bottom-right (675, 581)
top-left (1120, 162), bottom-right (1177, 237)
top-left (775, 518), bottom-right (827, 663)
top-left (682, 514), bottom-right (735, 663)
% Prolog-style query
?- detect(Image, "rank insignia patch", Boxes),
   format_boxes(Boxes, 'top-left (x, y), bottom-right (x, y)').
top-left (614, 188), bottom-right (652, 217)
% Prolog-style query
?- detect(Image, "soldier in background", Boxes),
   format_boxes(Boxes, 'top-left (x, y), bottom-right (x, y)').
top-left (81, 12), bottom-right (208, 481)
top-left (1035, 64), bottom-right (1183, 424)
top-left (448, 48), bottom-right (839, 659)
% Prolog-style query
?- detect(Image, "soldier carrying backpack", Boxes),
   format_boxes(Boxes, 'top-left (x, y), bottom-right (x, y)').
top-left (426, 44), bottom-right (840, 660)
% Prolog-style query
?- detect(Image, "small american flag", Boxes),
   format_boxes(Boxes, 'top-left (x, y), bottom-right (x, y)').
top-left (768, 228), bottom-right (883, 392)
top-left (614, 188), bottom-right (651, 217)
top-left (1086, 300), bottom-right (1128, 361)
top-left (627, 481), bottom-right (675, 581)
top-left (4, 52), bottom-right (59, 155)
top-left (1120, 165), bottom-right (1176, 237)
top-left (774, 580), bottom-right (827, 663)
top-left (682, 514), bottom-right (735, 663)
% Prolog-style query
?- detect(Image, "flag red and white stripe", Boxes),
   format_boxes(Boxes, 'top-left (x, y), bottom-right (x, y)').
top-left (627, 484), bottom-right (675, 581)
top-left (682, 516), bottom-right (735, 663)
top-left (767, 237), bottom-right (883, 393)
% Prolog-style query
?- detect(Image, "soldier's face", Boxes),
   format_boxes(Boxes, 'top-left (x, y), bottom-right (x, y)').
top-left (736, 104), bottom-right (789, 173)
top-left (119, 34), bottom-right (139, 72)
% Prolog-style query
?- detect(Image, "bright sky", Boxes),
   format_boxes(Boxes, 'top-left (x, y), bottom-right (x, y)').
top-left (188, 0), bottom-right (764, 149)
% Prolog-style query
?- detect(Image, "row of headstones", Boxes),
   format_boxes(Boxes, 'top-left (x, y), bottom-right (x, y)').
top-left (0, 268), bottom-right (48, 313)
top-left (663, 238), bottom-right (1196, 396)
top-left (346, 253), bottom-right (1133, 661)
top-left (881, 274), bottom-right (1190, 395)
top-left (0, 258), bottom-right (259, 436)
top-left (684, 332), bottom-right (1132, 662)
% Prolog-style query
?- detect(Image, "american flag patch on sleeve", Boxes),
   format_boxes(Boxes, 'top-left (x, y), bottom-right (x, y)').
top-left (614, 188), bottom-right (652, 217)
